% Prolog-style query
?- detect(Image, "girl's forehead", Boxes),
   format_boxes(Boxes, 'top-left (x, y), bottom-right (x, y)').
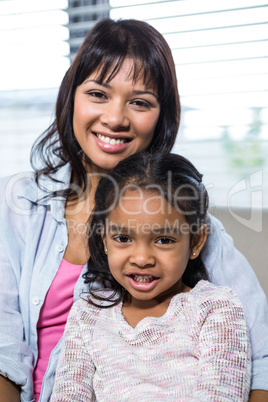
top-left (109, 189), bottom-right (182, 219)
top-left (106, 189), bottom-right (189, 235)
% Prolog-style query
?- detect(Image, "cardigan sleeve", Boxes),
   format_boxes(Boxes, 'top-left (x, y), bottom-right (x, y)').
top-left (193, 287), bottom-right (252, 401)
top-left (51, 300), bottom-right (96, 401)
top-left (0, 176), bottom-right (34, 402)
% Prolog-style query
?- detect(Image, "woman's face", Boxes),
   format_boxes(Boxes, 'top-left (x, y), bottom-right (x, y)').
top-left (73, 59), bottom-right (160, 173)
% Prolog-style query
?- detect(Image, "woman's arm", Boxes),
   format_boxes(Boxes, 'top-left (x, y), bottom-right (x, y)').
top-left (51, 300), bottom-right (96, 401)
top-left (249, 390), bottom-right (268, 401)
top-left (0, 236), bottom-right (34, 400)
top-left (0, 376), bottom-right (20, 402)
top-left (194, 287), bottom-right (251, 400)
top-left (202, 214), bottom-right (268, 391)
top-left (0, 176), bottom-right (35, 401)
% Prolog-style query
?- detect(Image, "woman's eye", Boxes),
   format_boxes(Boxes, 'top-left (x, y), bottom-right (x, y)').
top-left (156, 237), bottom-right (174, 245)
top-left (87, 91), bottom-right (107, 100)
top-left (114, 235), bottom-right (131, 243)
top-left (131, 99), bottom-right (151, 108)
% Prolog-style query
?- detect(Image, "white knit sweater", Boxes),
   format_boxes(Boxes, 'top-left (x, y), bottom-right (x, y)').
top-left (51, 280), bottom-right (251, 401)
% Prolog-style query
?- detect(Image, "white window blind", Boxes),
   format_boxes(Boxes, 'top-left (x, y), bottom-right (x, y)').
top-left (110, 0), bottom-right (268, 207)
top-left (67, 0), bottom-right (110, 59)
top-left (0, 0), bottom-right (267, 207)
top-left (0, 0), bottom-right (70, 177)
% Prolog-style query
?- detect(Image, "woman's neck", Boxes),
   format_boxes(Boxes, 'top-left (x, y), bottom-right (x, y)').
top-left (64, 167), bottom-right (104, 265)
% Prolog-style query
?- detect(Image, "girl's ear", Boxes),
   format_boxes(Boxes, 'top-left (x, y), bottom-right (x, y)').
top-left (189, 224), bottom-right (207, 260)
top-left (103, 238), bottom-right (108, 254)
top-left (101, 225), bottom-right (107, 254)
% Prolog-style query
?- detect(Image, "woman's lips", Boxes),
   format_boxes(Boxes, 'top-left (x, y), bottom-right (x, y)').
top-left (93, 132), bottom-right (131, 153)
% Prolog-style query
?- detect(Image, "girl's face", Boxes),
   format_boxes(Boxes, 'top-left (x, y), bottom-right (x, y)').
top-left (73, 59), bottom-right (160, 173)
top-left (103, 190), bottom-right (206, 308)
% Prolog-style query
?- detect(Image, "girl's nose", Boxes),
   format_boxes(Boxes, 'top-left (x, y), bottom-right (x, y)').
top-left (129, 245), bottom-right (156, 268)
top-left (100, 101), bottom-right (130, 130)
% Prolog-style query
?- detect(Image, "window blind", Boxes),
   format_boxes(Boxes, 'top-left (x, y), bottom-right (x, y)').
top-left (0, 0), bottom-right (267, 207)
top-left (0, 0), bottom-right (70, 177)
top-left (110, 0), bottom-right (268, 207)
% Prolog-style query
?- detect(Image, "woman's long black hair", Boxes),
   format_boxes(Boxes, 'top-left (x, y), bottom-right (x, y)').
top-left (30, 18), bottom-right (180, 200)
top-left (84, 152), bottom-right (209, 307)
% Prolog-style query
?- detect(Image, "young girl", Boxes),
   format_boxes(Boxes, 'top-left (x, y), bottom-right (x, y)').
top-left (51, 152), bottom-right (251, 401)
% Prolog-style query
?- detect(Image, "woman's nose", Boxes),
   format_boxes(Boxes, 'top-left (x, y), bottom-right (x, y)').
top-left (100, 101), bottom-right (130, 130)
top-left (129, 245), bottom-right (156, 268)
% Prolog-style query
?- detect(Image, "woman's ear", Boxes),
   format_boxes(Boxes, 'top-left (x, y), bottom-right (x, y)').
top-left (189, 224), bottom-right (207, 260)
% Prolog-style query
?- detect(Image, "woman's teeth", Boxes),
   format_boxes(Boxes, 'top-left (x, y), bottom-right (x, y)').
top-left (97, 134), bottom-right (126, 145)
top-left (133, 275), bottom-right (155, 283)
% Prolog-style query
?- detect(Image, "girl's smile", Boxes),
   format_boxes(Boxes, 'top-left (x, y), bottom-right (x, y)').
top-left (73, 59), bottom-right (160, 173)
top-left (103, 189), bottom-right (202, 310)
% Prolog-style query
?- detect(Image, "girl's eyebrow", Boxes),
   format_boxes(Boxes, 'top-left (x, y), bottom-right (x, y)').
top-left (83, 79), bottom-right (158, 99)
top-left (108, 224), bottom-right (129, 233)
top-left (152, 227), bottom-right (182, 235)
top-left (108, 224), bottom-right (182, 235)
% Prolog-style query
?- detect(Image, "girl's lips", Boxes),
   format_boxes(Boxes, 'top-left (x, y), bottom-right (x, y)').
top-left (126, 274), bottom-right (160, 292)
top-left (93, 132), bottom-right (131, 154)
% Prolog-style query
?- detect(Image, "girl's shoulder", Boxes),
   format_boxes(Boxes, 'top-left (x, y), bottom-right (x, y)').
top-left (71, 291), bottom-right (120, 320)
top-left (180, 280), bottom-right (245, 320)
top-left (190, 280), bottom-right (243, 306)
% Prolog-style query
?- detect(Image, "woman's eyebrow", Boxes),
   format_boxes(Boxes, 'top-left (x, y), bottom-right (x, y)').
top-left (132, 90), bottom-right (158, 99)
top-left (83, 79), bottom-right (109, 87)
top-left (83, 79), bottom-right (157, 99)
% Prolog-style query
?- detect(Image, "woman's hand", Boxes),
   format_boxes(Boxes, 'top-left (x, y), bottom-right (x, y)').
top-left (249, 390), bottom-right (268, 401)
top-left (0, 375), bottom-right (20, 402)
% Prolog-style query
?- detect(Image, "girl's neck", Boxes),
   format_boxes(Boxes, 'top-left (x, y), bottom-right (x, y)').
top-left (122, 282), bottom-right (191, 328)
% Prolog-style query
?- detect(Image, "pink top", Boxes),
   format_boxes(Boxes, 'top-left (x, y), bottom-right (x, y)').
top-left (33, 258), bottom-right (84, 401)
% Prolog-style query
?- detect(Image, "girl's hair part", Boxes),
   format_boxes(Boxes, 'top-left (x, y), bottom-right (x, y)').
top-left (84, 152), bottom-right (209, 308)
top-left (30, 18), bottom-right (180, 200)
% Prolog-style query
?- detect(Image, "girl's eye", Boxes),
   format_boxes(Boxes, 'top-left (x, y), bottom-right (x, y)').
top-left (114, 235), bottom-right (131, 243)
top-left (156, 237), bottom-right (175, 245)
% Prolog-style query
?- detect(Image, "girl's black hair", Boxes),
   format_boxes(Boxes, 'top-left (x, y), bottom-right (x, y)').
top-left (84, 152), bottom-right (209, 307)
top-left (30, 18), bottom-right (180, 200)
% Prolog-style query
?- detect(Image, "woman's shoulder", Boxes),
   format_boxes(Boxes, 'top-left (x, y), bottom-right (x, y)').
top-left (0, 171), bottom-right (35, 191)
top-left (0, 164), bottom-right (71, 210)
top-left (0, 171), bottom-right (37, 212)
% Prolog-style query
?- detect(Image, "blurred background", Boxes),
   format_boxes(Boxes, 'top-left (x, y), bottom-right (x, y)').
top-left (0, 0), bottom-right (267, 209)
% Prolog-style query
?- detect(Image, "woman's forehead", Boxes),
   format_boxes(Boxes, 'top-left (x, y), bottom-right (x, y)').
top-left (91, 57), bottom-right (157, 89)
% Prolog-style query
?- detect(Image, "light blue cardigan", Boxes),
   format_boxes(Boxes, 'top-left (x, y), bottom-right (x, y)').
top-left (0, 164), bottom-right (267, 401)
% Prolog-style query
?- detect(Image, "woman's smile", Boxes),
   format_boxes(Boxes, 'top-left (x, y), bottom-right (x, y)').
top-left (73, 58), bottom-right (160, 172)
top-left (93, 131), bottom-right (131, 154)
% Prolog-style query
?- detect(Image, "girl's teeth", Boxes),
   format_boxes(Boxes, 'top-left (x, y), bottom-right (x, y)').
top-left (133, 275), bottom-right (154, 283)
top-left (97, 134), bottom-right (125, 145)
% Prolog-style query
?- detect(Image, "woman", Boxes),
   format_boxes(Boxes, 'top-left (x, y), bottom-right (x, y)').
top-left (0, 18), bottom-right (267, 401)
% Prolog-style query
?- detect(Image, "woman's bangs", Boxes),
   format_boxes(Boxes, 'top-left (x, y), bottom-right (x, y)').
top-left (91, 53), bottom-right (158, 92)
